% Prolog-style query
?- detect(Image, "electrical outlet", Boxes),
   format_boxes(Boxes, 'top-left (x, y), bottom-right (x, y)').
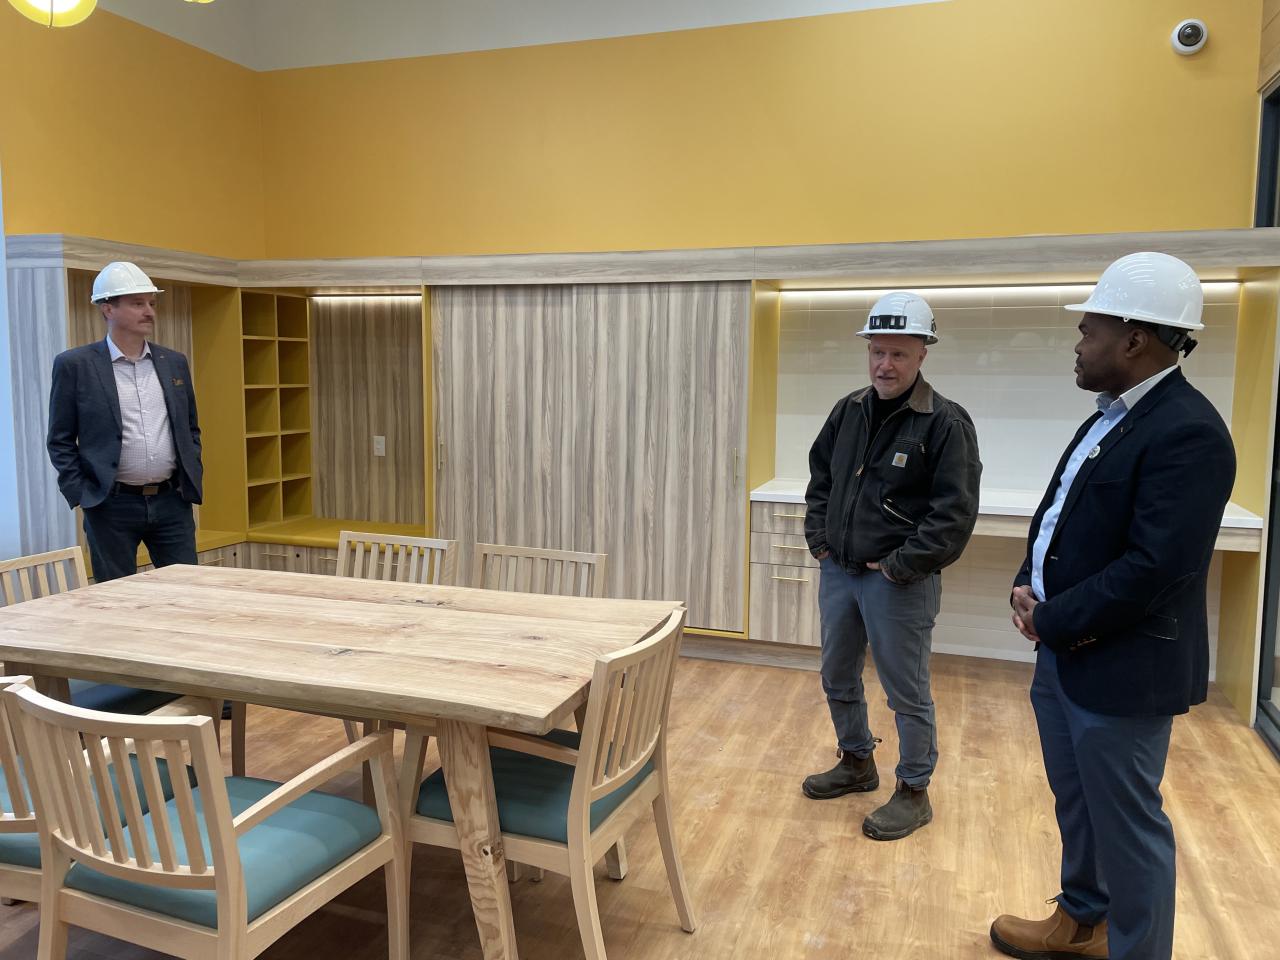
top-left (373, 435), bottom-right (386, 457)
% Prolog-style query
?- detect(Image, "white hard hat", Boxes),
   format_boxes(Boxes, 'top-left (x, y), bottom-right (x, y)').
top-left (1065, 252), bottom-right (1203, 331)
top-left (90, 262), bottom-right (163, 304)
top-left (858, 291), bottom-right (938, 344)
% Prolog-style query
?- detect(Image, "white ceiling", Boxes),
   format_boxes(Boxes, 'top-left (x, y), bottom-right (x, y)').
top-left (98, 0), bottom-right (949, 72)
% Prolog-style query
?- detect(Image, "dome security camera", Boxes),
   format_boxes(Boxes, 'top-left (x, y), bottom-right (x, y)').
top-left (1171, 19), bottom-right (1208, 56)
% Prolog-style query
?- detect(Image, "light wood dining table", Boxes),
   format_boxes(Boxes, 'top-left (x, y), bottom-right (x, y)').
top-left (0, 563), bottom-right (682, 960)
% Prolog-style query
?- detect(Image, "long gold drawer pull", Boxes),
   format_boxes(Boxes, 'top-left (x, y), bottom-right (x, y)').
top-left (317, 557), bottom-right (338, 565)
top-left (770, 575), bottom-right (810, 583)
top-left (200, 558), bottom-right (225, 566)
top-left (772, 512), bottom-right (805, 520)
top-left (773, 544), bottom-right (809, 550)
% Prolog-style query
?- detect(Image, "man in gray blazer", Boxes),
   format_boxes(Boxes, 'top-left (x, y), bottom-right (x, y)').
top-left (46, 262), bottom-right (203, 581)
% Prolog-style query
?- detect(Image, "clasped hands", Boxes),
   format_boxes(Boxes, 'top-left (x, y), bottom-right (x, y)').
top-left (1010, 585), bottom-right (1039, 642)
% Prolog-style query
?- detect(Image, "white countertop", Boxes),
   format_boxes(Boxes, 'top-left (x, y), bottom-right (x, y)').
top-left (750, 478), bottom-right (1263, 529)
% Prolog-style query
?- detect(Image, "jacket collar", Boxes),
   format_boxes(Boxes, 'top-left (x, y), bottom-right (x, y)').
top-left (853, 374), bottom-right (935, 414)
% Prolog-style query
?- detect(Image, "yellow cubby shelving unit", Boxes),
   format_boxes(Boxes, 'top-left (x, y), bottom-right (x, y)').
top-left (238, 291), bottom-right (313, 528)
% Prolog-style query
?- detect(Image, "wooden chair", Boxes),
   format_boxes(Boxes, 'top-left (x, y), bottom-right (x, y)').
top-left (337, 531), bottom-right (458, 585)
top-left (0, 549), bottom-right (239, 771)
top-left (470, 542), bottom-right (613, 880)
top-left (401, 609), bottom-right (696, 960)
top-left (335, 532), bottom-right (458, 744)
top-left (3, 685), bottom-right (407, 960)
top-left (471, 542), bottom-right (606, 599)
top-left (0, 676), bottom-right (39, 904)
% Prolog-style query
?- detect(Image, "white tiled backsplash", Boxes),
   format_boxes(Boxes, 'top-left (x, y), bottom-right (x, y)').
top-left (776, 284), bottom-right (1239, 490)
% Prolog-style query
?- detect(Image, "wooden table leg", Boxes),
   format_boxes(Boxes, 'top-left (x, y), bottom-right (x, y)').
top-left (437, 718), bottom-right (519, 960)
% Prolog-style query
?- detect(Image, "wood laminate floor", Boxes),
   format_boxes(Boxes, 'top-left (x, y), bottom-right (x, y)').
top-left (2, 654), bottom-right (1275, 959)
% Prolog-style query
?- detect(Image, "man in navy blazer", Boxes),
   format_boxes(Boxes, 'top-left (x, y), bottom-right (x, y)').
top-left (990, 253), bottom-right (1235, 960)
top-left (46, 262), bottom-right (203, 581)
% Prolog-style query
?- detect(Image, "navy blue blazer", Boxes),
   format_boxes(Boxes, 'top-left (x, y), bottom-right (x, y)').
top-left (1013, 368), bottom-right (1235, 717)
top-left (46, 340), bottom-right (203, 510)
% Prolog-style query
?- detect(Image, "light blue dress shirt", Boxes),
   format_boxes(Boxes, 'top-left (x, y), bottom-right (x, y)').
top-left (1030, 365), bottom-right (1178, 602)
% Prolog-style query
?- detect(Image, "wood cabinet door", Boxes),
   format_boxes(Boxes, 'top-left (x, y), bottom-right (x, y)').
top-left (433, 282), bottom-right (750, 631)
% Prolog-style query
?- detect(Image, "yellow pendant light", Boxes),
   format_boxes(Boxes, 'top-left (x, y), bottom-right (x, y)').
top-left (7, 0), bottom-right (97, 27)
top-left (184, 0), bottom-right (216, 3)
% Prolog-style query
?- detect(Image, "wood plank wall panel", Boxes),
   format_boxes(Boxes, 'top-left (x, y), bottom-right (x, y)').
top-left (1263, 0), bottom-right (1280, 91)
top-left (433, 282), bottom-right (750, 631)
top-left (310, 296), bottom-right (425, 525)
top-left (65, 269), bottom-right (194, 360)
top-left (6, 267), bottom-right (73, 555)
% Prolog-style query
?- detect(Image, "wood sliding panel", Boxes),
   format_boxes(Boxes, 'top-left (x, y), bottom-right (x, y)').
top-left (310, 296), bottom-right (425, 525)
top-left (1263, 0), bottom-right (1280, 91)
top-left (434, 281), bottom-right (749, 630)
top-left (66, 270), bottom-right (194, 364)
top-left (7, 266), bottom-right (73, 554)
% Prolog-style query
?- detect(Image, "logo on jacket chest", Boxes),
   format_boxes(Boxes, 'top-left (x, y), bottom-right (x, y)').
top-left (892, 452), bottom-right (909, 468)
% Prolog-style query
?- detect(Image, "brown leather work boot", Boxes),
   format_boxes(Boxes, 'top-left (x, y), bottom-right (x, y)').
top-left (990, 902), bottom-right (1108, 960)
top-left (801, 750), bottom-right (879, 799)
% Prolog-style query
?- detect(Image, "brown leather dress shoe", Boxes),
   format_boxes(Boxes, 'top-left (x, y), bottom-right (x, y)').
top-left (990, 903), bottom-right (1108, 960)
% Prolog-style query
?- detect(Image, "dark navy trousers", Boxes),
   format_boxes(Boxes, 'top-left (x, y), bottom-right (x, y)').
top-left (1031, 646), bottom-right (1176, 960)
top-left (81, 487), bottom-right (197, 582)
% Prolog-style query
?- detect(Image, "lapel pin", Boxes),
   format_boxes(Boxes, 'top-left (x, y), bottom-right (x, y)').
top-left (171, 378), bottom-right (184, 387)
top-left (1088, 445), bottom-right (1101, 459)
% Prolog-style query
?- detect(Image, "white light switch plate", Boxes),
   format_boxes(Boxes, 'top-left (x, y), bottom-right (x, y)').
top-left (373, 435), bottom-right (386, 457)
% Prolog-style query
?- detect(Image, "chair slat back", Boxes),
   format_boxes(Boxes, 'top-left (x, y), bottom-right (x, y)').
top-left (337, 532), bottom-right (458, 586)
top-left (577, 610), bottom-right (685, 801)
top-left (3, 686), bottom-right (234, 889)
top-left (0, 548), bottom-right (88, 608)
top-left (0, 677), bottom-right (34, 831)
top-left (472, 543), bottom-right (607, 598)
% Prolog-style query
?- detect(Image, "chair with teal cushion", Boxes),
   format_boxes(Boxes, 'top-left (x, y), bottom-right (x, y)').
top-left (403, 608), bottom-right (696, 960)
top-left (4, 685), bottom-right (407, 960)
top-left (0, 547), bottom-right (244, 773)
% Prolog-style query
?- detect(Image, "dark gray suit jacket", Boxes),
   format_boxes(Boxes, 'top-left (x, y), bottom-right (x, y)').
top-left (46, 339), bottom-right (203, 509)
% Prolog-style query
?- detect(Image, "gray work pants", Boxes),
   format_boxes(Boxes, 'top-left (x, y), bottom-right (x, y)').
top-left (817, 556), bottom-right (941, 787)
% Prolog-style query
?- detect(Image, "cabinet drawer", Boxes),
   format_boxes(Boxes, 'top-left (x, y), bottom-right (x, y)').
top-left (246, 543), bottom-right (309, 573)
top-left (197, 544), bottom-right (243, 569)
top-left (750, 532), bottom-right (818, 568)
top-left (310, 547), bottom-right (339, 576)
top-left (750, 501), bottom-right (808, 535)
top-left (748, 562), bottom-right (821, 646)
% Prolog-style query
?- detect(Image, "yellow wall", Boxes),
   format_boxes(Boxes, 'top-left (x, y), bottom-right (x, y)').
top-left (0, 8), bottom-right (266, 258)
top-left (257, 0), bottom-right (1264, 258)
top-left (0, 0), bottom-right (1266, 260)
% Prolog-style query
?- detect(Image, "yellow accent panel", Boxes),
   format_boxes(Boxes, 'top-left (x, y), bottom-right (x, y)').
top-left (191, 286), bottom-right (250, 535)
top-left (256, 0), bottom-right (1262, 258)
top-left (423, 286), bottom-right (435, 536)
top-left (0, 9), bottom-right (265, 258)
top-left (1217, 271), bottom-right (1278, 722)
top-left (1218, 552), bottom-right (1261, 723)
top-left (1230, 275), bottom-right (1279, 516)
top-left (247, 517), bottom-right (427, 549)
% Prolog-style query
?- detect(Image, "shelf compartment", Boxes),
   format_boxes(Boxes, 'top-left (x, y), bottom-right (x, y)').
top-left (279, 386), bottom-right (311, 432)
top-left (242, 339), bottom-right (277, 386)
top-left (277, 340), bottom-right (309, 386)
top-left (244, 387), bottom-right (279, 435)
top-left (248, 482), bottom-right (283, 526)
top-left (281, 476), bottom-right (313, 520)
top-left (245, 434), bottom-right (280, 484)
top-left (277, 296), bottom-right (308, 339)
top-left (280, 431), bottom-right (312, 477)
top-left (241, 293), bottom-right (277, 338)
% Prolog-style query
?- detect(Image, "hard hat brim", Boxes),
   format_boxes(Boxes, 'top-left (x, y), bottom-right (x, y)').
top-left (1062, 301), bottom-right (1203, 330)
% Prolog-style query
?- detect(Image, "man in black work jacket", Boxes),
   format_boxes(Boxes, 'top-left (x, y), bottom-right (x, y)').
top-left (803, 291), bottom-right (981, 840)
top-left (992, 253), bottom-right (1235, 960)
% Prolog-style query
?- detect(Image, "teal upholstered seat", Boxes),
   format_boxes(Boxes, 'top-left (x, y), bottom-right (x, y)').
top-left (68, 679), bottom-right (179, 715)
top-left (415, 730), bottom-right (654, 844)
top-left (67, 776), bottom-right (382, 928)
top-left (0, 772), bottom-right (39, 869)
top-left (0, 756), bottom-right (193, 871)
